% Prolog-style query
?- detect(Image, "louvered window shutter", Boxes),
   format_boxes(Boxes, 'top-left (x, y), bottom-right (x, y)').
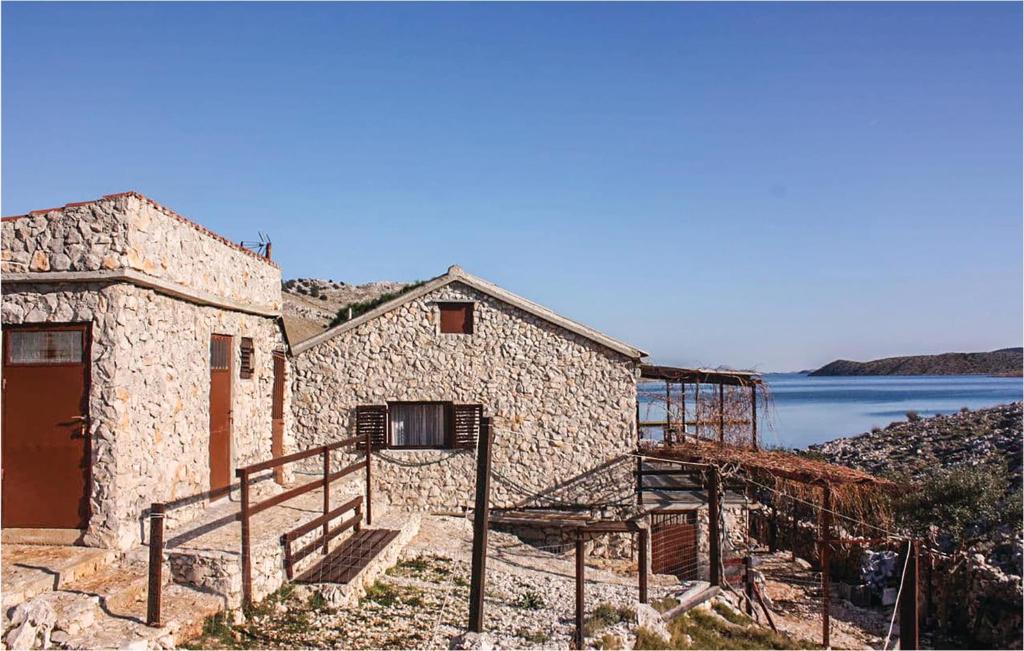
top-left (451, 404), bottom-right (483, 449)
top-left (355, 405), bottom-right (388, 450)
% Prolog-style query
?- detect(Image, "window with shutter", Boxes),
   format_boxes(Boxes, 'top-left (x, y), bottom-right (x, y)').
top-left (355, 405), bottom-right (388, 450)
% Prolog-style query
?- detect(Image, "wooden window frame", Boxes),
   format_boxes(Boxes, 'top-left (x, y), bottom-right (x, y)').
top-left (386, 401), bottom-right (453, 450)
top-left (437, 302), bottom-right (474, 335)
top-left (239, 337), bottom-right (255, 379)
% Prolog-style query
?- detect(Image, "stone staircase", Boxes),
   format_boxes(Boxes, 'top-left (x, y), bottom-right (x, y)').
top-left (2, 547), bottom-right (222, 650)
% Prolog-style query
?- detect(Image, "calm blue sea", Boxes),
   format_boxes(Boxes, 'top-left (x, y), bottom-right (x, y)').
top-left (639, 374), bottom-right (1023, 449)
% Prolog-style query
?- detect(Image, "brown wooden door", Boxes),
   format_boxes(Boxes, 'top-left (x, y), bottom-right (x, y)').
top-left (2, 324), bottom-right (91, 529)
top-left (651, 511), bottom-right (698, 580)
top-left (271, 351), bottom-right (286, 485)
top-left (209, 334), bottom-right (232, 498)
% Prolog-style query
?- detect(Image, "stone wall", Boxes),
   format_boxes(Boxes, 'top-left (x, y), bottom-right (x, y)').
top-left (2, 282), bottom-right (290, 550)
top-left (2, 192), bottom-right (280, 311)
top-left (292, 281), bottom-right (639, 513)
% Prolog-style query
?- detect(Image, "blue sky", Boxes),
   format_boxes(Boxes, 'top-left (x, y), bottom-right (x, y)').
top-left (3, 2), bottom-right (1021, 370)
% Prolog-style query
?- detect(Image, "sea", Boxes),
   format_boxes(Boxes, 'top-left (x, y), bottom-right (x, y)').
top-left (639, 374), bottom-right (1023, 450)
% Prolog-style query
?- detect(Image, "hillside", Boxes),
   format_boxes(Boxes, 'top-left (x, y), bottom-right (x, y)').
top-left (282, 278), bottom-right (410, 344)
top-left (809, 347), bottom-right (1022, 376)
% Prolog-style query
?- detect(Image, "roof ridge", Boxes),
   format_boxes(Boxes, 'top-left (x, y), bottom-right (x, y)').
top-left (292, 265), bottom-right (647, 359)
top-left (2, 191), bottom-right (279, 269)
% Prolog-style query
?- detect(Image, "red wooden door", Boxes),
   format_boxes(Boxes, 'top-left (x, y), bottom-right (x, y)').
top-left (209, 334), bottom-right (232, 498)
top-left (651, 511), bottom-right (698, 580)
top-left (271, 351), bottom-right (286, 485)
top-left (2, 324), bottom-right (91, 529)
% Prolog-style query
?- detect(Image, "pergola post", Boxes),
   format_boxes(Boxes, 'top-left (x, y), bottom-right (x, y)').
top-left (718, 384), bottom-right (725, 445)
top-left (708, 466), bottom-right (722, 586)
top-left (750, 384), bottom-right (758, 450)
top-left (664, 381), bottom-right (671, 444)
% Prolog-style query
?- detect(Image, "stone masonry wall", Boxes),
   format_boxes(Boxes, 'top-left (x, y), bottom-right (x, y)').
top-left (1, 282), bottom-right (290, 549)
top-left (292, 281), bottom-right (639, 513)
top-left (2, 193), bottom-right (280, 310)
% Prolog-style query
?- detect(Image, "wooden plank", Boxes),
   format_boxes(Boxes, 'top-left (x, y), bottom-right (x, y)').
top-left (294, 528), bottom-right (399, 584)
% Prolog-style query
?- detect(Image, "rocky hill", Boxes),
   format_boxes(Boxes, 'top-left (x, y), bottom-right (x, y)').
top-left (282, 278), bottom-right (410, 344)
top-left (809, 348), bottom-right (1022, 376)
top-left (808, 403), bottom-right (1022, 483)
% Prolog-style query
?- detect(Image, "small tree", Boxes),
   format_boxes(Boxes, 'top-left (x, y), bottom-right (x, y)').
top-left (893, 464), bottom-right (1022, 546)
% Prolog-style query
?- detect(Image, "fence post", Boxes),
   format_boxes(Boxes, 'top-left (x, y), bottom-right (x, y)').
top-left (638, 528), bottom-right (649, 604)
top-left (820, 483), bottom-right (832, 649)
top-left (708, 466), bottom-right (722, 587)
top-left (365, 431), bottom-right (373, 526)
top-left (575, 530), bottom-right (585, 649)
top-left (238, 468), bottom-right (252, 608)
top-left (468, 417), bottom-right (493, 633)
top-left (899, 540), bottom-right (920, 650)
top-left (744, 556), bottom-right (754, 615)
top-left (322, 447), bottom-right (330, 554)
top-left (146, 503), bottom-right (165, 627)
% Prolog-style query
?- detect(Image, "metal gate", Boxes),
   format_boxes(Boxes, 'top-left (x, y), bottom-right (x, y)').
top-left (651, 510), bottom-right (698, 580)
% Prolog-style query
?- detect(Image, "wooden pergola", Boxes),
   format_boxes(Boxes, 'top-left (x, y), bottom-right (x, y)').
top-left (639, 364), bottom-right (763, 449)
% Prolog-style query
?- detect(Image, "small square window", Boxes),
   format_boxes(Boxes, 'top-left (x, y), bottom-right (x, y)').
top-left (439, 303), bottom-right (473, 334)
top-left (239, 337), bottom-right (255, 379)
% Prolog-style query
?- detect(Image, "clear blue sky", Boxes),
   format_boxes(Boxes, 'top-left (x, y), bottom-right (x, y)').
top-left (3, 2), bottom-right (1021, 371)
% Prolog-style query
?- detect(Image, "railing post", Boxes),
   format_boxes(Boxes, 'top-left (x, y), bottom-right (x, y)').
top-left (365, 431), bottom-right (372, 526)
top-left (146, 503), bottom-right (165, 627)
top-left (708, 466), bottom-right (722, 587)
top-left (575, 529), bottom-right (585, 649)
top-left (638, 528), bottom-right (649, 604)
top-left (238, 468), bottom-right (252, 608)
top-left (322, 446), bottom-right (330, 554)
top-left (468, 417), bottom-right (493, 633)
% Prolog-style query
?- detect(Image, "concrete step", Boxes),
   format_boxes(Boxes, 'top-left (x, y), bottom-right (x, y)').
top-left (1, 545), bottom-right (120, 616)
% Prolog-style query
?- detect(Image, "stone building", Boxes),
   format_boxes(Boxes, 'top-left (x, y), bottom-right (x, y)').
top-left (1, 192), bottom-right (292, 550)
top-left (290, 265), bottom-right (648, 514)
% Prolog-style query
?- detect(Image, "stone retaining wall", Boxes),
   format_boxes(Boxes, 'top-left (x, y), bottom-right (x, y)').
top-left (292, 281), bottom-right (639, 513)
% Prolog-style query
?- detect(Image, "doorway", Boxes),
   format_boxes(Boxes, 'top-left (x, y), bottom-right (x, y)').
top-left (2, 324), bottom-right (91, 530)
top-left (209, 334), bottom-right (232, 498)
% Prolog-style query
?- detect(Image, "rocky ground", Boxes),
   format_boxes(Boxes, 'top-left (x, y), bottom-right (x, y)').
top-left (808, 402), bottom-right (1022, 483)
top-left (183, 516), bottom-right (822, 650)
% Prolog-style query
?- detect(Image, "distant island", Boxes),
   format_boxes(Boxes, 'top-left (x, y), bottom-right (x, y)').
top-left (809, 347), bottom-right (1023, 376)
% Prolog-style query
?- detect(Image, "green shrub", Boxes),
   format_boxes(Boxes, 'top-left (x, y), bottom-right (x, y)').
top-left (892, 463), bottom-right (1022, 544)
top-left (329, 281), bottom-right (426, 327)
top-left (515, 590), bottom-right (546, 610)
